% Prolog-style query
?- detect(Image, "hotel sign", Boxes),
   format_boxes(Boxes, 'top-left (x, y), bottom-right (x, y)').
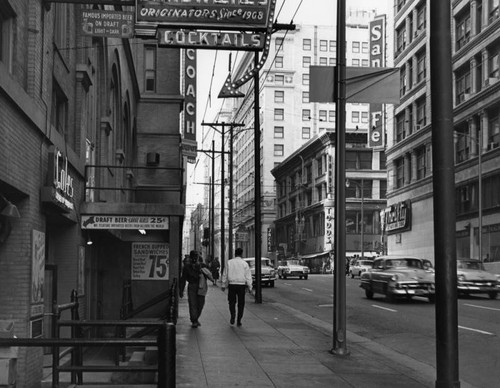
top-left (136, 0), bottom-right (275, 31)
top-left (384, 200), bottom-right (411, 233)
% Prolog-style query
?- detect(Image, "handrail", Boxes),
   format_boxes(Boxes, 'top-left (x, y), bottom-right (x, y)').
top-left (0, 322), bottom-right (176, 388)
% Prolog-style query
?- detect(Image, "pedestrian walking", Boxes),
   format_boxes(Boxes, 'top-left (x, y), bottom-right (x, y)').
top-left (221, 247), bottom-right (253, 326)
top-left (210, 256), bottom-right (220, 286)
top-left (180, 250), bottom-right (212, 328)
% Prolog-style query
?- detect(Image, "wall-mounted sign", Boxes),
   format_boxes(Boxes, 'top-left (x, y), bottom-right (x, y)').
top-left (384, 200), bottom-right (411, 233)
top-left (158, 29), bottom-right (265, 50)
top-left (136, 0), bottom-right (276, 31)
top-left (235, 231), bottom-right (249, 242)
top-left (81, 215), bottom-right (169, 230)
top-left (42, 147), bottom-right (75, 212)
top-left (324, 204), bottom-right (334, 251)
top-left (132, 242), bottom-right (169, 280)
top-left (81, 9), bottom-right (134, 39)
top-left (31, 229), bottom-right (45, 318)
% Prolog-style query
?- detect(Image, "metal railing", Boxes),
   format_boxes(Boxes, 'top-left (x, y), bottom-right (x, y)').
top-left (0, 290), bottom-right (176, 388)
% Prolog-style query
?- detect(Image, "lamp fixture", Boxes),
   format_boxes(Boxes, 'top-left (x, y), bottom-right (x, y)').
top-left (86, 236), bottom-right (93, 245)
top-left (139, 229), bottom-right (146, 235)
top-left (0, 195), bottom-right (20, 218)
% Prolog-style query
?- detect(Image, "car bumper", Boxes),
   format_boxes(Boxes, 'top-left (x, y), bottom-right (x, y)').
top-left (458, 283), bottom-right (500, 292)
top-left (390, 283), bottom-right (435, 296)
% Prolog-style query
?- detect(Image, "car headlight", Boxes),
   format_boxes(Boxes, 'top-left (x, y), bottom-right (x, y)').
top-left (458, 274), bottom-right (465, 282)
top-left (391, 274), bottom-right (399, 282)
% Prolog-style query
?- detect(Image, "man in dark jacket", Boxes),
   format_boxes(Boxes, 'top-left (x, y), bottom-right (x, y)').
top-left (180, 250), bottom-right (204, 328)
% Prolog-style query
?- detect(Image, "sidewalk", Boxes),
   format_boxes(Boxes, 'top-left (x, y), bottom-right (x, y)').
top-left (177, 284), bottom-right (475, 388)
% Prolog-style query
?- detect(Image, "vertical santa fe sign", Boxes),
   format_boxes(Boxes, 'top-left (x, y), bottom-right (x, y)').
top-left (132, 242), bottom-right (169, 280)
top-left (369, 15), bottom-right (386, 148)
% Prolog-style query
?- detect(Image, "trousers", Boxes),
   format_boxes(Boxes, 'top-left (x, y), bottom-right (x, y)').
top-left (187, 282), bottom-right (205, 323)
top-left (227, 284), bottom-right (246, 322)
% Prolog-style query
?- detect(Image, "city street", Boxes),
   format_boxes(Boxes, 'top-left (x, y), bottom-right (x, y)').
top-left (261, 274), bottom-right (500, 388)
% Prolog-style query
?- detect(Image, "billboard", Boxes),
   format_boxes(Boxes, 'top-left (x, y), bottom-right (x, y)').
top-left (136, 0), bottom-right (276, 31)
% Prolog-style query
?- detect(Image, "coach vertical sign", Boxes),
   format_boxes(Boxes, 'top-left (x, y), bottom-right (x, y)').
top-left (182, 49), bottom-right (197, 163)
top-left (368, 15), bottom-right (386, 148)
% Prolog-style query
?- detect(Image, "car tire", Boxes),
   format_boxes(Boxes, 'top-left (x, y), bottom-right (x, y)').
top-left (350, 272), bottom-right (354, 279)
top-left (488, 291), bottom-right (498, 300)
top-left (365, 289), bottom-right (374, 299)
top-left (299, 275), bottom-right (303, 279)
top-left (269, 281), bottom-right (275, 288)
top-left (282, 274), bottom-right (287, 279)
top-left (304, 274), bottom-right (308, 280)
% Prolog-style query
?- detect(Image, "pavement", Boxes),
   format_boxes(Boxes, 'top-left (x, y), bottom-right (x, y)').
top-left (43, 281), bottom-right (477, 388)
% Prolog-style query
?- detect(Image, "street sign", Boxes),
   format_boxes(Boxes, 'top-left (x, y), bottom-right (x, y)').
top-left (81, 10), bottom-right (134, 39)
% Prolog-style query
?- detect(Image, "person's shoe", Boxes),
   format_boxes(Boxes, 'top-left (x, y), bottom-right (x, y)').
top-left (230, 317), bottom-right (235, 325)
top-left (237, 321), bottom-right (242, 327)
top-left (191, 322), bottom-right (198, 328)
top-left (196, 321), bottom-right (201, 326)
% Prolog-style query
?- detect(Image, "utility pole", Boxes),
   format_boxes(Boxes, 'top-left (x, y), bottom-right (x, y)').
top-left (429, 1), bottom-right (460, 387)
top-left (253, 53), bottom-right (262, 304)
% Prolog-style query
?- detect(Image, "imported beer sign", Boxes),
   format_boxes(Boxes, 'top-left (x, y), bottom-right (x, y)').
top-left (136, 0), bottom-right (276, 31)
top-left (81, 215), bottom-right (169, 230)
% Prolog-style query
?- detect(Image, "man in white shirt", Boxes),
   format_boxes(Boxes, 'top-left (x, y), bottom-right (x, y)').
top-left (221, 247), bottom-right (253, 326)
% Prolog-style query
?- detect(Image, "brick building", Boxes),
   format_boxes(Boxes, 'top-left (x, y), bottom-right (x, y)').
top-left (0, 2), bottom-right (186, 386)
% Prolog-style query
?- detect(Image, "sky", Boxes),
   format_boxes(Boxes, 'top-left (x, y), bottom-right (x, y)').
top-left (186, 0), bottom-right (392, 207)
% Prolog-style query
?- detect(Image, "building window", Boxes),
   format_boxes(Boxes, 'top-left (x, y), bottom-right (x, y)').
top-left (329, 110), bottom-right (336, 122)
top-left (302, 127), bottom-right (311, 139)
top-left (362, 42), bottom-right (369, 53)
top-left (274, 108), bottom-right (284, 121)
top-left (456, 65), bottom-right (471, 104)
top-left (395, 157), bottom-right (405, 188)
top-left (275, 56), bottom-right (283, 68)
top-left (303, 38), bottom-right (311, 51)
top-left (302, 56), bottom-right (311, 67)
top-left (416, 3), bottom-right (426, 31)
top-left (54, 4), bottom-right (70, 61)
top-left (302, 91), bottom-right (309, 103)
top-left (274, 90), bottom-right (284, 103)
top-left (456, 11), bottom-right (471, 50)
top-left (416, 97), bottom-right (426, 128)
top-left (319, 110), bottom-right (327, 122)
top-left (352, 111), bottom-right (360, 123)
top-left (352, 58), bottom-right (360, 66)
top-left (362, 59), bottom-right (369, 67)
top-left (275, 37), bottom-right (284, 52)
top-left (317, 156), bottom-right (323, 175)
top-left (274, 144), bottom-right (284, 156)
top-left (489, 0), bottom-right (500, 22)
top-left (488, 44), bottom-right (500, 79)
top-left (275, 74), bottom-right (284, 84)
top-left (416, 50), bottom-right (426, 83)
top-left (145, 46), bottom-right (157, 92)
top-left (329, 40), bottom-right (336, 52)
top-left (0, 3), bottom-right (14, 71)
top-left (302, 73), bottom-right (309, 85)
top-left (274, 126), bottom-right (284, 138)
top-left (380, 152), bottom-right (387, 170)
top-left (361, 111), bottom-right (369, 123)
top-left (346, 150), bottom-right (372, 170)
top-left (320, 40), bottom-right (327, 51)
top-left (302, 109), bottom-right (311, 121)
top-left (51, 80), bottom-right (68, 135)
top-left (416, 146), bottom-right (427, 179)
top-left (400, 64), bottom-right (407, 96)
top-left (396, 26), bottom-right (406, 54)
top-left (396, 113), bottom-right (406, 142)
top-left (319, 57), bottom-right (327, 66)
top-left (329, 58), bottom-right (336, 66)
top-left (352, 41), bottom-right (360, 53)
top-left (488, 113), bottom-right (500, 146)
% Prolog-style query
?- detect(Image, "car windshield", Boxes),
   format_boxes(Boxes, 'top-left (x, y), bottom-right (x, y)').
top-left (385, 259), bottom-right (423, 269)
top-left (458, 260), bottom-right (484, 270)
top-left (244, 259), bottom-right (271, 268)
top-left (287, 260), bottom-right (300, 265)
top-left (359, 260), bottom-right (373, 266)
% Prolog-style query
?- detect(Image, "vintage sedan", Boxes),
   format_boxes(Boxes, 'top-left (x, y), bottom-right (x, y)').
top-left (457, 259), bottom-right (500, 299)
top-left (243, 257), bottom-right (277, 287)
top-left (360, 255), bottom-right (435, 302)
top-left (349, 259), bottom-right (374, 278)
top-left (277, 259), bottom-right (310, 280)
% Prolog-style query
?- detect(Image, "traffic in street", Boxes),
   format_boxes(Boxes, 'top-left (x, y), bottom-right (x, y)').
top-left (261, 274), bottom-right (500, 388)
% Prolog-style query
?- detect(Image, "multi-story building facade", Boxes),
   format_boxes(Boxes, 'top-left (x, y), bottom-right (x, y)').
top-left (210, 10), bottom-right (385, 264)
top-left (0, 2), bottom-right (186, 385)
top-left (387, 0), bottom-right (500, 272)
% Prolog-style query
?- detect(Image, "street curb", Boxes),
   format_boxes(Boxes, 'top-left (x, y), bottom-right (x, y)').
top-left (269, 302), bottom-right (477, 388)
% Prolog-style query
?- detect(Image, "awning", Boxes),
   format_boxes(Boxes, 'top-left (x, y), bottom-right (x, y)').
top-left (346, 251), bottom-right (378, 258)
top-left (300, 251), bottom-right (330, 260)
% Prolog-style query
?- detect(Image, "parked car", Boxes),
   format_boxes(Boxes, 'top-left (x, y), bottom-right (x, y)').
top-left (243, 257), bottom-right (277, 287)
top-left (349, 259), bottom-right (374, 278)
top-left (457, 259), bottom-right (500, 299)
top-left (277, 259), bottom-right (310, 279)
top-left (360, 255), bottom-right (435, 302)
